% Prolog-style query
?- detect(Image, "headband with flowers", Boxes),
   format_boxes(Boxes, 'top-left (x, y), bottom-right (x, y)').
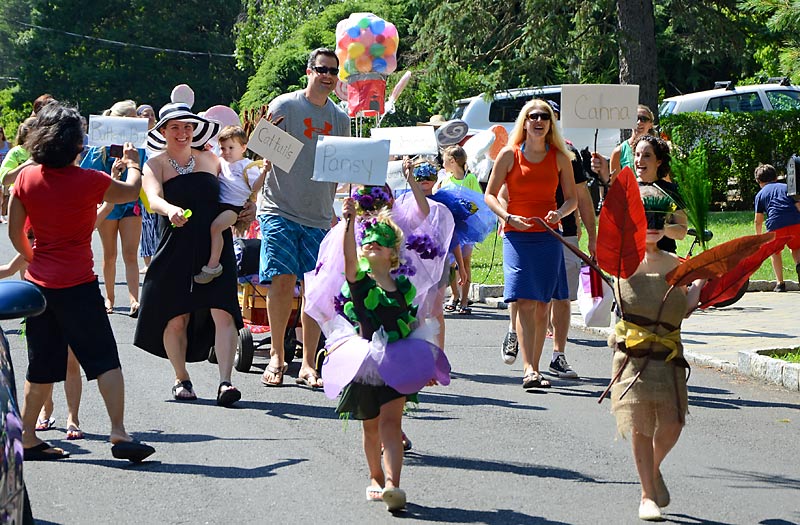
top-left (352, 185), bottom-right (393, 214)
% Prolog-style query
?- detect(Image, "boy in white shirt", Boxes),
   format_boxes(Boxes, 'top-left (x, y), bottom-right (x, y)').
top-left (195, 126), bottom-right (269, 284)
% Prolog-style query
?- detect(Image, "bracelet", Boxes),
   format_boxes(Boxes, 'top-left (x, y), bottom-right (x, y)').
top-left (127, 166), bottom-right (142, 172)
top-left (506, 213), bottom-right (513, 222)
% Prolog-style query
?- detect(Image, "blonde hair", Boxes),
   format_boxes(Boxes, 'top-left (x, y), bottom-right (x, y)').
top-left (103, 99), bottom-right (137, 117)
top-left (218, 125), bottom-right (248, 146)
top-left (442, 145), bottom-right (467, 170)
top-left (360, 209), bottom-right (404, 270)
top-left (509, 99), bottom-right (574, 160)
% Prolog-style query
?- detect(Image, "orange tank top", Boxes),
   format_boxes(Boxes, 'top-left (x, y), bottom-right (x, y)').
top-left (504, 146), bottom-right (559, 233)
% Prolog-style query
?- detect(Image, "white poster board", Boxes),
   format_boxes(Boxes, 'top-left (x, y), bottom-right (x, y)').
top-left (312, 136), bottom-right (390, 185)
top-left (560, 84), bottom-right (639, 129)
top-left (87, 116), bottom-right (149, 148)
top-left (247, 118), bottom-right (304, 172)
top-left (370, 126), bottom-right (438, 156)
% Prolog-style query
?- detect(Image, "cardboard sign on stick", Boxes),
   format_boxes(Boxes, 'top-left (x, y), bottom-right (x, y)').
top-left (560, 84), bottom-right (639, 129)
top-left (247, 118), bottom-right (304, 172)
top-left (370, 126), bottom-right (438, 156)
top-left (87, 116), bottom-right (149, 148)
top-left (312, 136), bottom-right (390, 186)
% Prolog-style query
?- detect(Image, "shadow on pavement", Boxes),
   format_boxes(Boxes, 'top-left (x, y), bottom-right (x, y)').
top-left (67, 457), bottom-right (306, 478)
top-left (398, 505), bottom-right (573, 524)
top-left (419, 390), bottom-right (546, 411)
top-left (687, 394), bottom-right (800, 411)
top-left (697, 467), bottom-right (800, 491)
top-left (405, 452), bottom-right (635, 486)
top-left (665, 513), bottom-right (735, 525)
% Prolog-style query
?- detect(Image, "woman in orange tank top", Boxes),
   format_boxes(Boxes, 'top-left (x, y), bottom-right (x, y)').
top-left (484, 99), bottom-right (577, 389)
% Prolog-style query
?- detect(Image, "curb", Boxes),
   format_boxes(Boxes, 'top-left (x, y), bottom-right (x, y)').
top-left (471, 283), bottom-right (798, 392)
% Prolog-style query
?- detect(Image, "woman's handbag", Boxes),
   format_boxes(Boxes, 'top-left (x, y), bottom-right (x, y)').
top-left (577, 265), bottom-right (613, 327)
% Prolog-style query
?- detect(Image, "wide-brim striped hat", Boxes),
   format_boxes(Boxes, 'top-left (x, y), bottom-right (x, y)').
top-left (146, 102), bottom-right (220, 153)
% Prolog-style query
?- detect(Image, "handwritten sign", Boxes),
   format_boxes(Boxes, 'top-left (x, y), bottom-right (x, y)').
top-left (370, 126), bottom-right (438, 156)
top-left (246, 118), bottom-right (304, 172)
top-left (87, 115), bottom-right (149, 148)
top-left (312, 136), bottom-right (390, 185)
top-left (560, 84), bottom-right (639, 129)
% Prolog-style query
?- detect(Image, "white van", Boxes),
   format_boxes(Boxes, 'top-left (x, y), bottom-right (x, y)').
top-left (452, 86), bottom-right (620, 158)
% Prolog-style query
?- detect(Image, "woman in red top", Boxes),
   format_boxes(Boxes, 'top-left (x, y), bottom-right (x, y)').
top-left (485, 99), bottom-right (577, 389)
top-left (9, 101), bottom-right (155, 462)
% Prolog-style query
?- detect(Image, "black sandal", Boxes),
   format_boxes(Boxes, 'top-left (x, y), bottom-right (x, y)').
top-left (216, 381), bottom-right (241, 407)
top-left (444, 298), bottom-right (459, 312)
top-left (172, 380), bottom-right (197, 401)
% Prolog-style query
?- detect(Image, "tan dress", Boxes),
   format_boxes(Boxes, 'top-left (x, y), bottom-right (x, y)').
top-left (610, 273), bottom-right (688, 437)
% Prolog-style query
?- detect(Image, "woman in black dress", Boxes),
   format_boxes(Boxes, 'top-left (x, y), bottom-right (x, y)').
top-left (134, 102), bottom-right (243, 406)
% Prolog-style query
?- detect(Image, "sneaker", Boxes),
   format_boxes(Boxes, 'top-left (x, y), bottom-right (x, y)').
top-left (501, 332), bottom-right (518, 364)
top-left (549, 354), bottom-right (579, 379)
top-left (774, 282), bottom-right (786, 292)
top-left (194, 264), bottom-right (223, 284)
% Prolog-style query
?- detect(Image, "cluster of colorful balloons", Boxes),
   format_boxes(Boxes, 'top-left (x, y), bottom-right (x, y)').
top-left (335, 13), bottom-right (399, 80)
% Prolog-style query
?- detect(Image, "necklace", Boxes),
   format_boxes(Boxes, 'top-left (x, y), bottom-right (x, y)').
top-left (168, 155), bottom-right (195, 175)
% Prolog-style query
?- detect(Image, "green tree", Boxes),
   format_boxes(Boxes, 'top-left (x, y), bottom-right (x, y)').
top-left (740, 0), bottom-right (800, 82)
top-left (0, 0), bottom-right (246, 116)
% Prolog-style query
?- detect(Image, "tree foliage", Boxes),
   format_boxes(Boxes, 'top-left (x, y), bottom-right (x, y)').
top-left (0, 0), bottom-right (247, 116)
top-left (740, 0), bottom-right (800, 83)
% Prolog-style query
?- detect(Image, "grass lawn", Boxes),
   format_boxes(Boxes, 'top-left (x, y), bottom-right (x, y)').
top-left (470, 211), bottom-right (794, 285)
top-left (766, 347), bottom-right (800, 363)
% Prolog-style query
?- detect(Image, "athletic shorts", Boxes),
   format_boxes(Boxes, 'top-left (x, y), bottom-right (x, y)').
top-left (258, 214), bottom-right (327, 283)
top-left (25, 279), bottom-right (121, 383)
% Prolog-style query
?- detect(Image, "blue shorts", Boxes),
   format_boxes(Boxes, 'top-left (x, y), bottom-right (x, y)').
top-left (503, 231), bottom-right (568, 302)
top-left (258, 214), bottom-right (327, 283)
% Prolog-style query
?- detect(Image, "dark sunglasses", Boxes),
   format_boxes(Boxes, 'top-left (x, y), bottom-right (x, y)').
top-left (311, 65), bottom-right (339, 76)
top-left (414, 173), bottom-right (438, 182)
top-left (637, 115), bottom-right (652, 123)
top-left (526, 112), bottom-right (551, 122)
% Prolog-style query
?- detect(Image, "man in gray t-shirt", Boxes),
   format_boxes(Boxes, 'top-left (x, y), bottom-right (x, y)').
top-left (258, 47), bottom-right (350, 388)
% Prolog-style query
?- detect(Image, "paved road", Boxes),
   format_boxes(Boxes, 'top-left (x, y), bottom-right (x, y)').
top-left (1, 232), bottom-right (799, 524)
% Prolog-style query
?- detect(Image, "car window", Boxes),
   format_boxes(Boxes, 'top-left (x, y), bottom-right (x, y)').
top-left (489, 97), bottom-right (532, 122)
top-left (659, 101), bottom-right (675, 117)
top-left (705, 93), bottom-right (764, 113)
top-left (452, 101), bottom-right (468, 120)
top-left (765, 90), bottom-right (800, 110)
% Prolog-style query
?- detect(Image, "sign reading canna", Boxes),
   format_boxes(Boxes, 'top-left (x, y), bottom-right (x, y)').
top-left (87, 115), bottom-right (149, 148)
top-left (560, 84), bottom-right (640, 129)
top-left (247, 118), bottom-right (304, 173)
top-left (312, 136), bottom-right (390, 185)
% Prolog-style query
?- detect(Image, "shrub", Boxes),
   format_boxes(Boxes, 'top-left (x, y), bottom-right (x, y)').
top-left (661, 109), bottom-right (800, 209)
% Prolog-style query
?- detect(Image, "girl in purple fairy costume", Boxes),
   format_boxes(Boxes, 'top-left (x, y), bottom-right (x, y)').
top-left (322, 198), bottom-right (450, 512)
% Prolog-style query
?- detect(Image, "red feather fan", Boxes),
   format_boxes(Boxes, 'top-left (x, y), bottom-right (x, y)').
top-left (597, 167), bottom-right (646, 279)
top-left (665, 232), bottom-right (775, 287)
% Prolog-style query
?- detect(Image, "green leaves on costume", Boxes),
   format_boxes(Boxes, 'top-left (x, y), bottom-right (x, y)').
top-left (357, 257), bottom-right (370, 278)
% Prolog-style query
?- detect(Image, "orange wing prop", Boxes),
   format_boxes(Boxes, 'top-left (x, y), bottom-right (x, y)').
top-left (597, 167), bottom-right (646, 279)
top-left (666, 232), bottom-right (775, 287)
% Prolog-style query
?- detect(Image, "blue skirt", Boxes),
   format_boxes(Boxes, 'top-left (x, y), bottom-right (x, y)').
top-left (503, 231), bottom-right (568, 302)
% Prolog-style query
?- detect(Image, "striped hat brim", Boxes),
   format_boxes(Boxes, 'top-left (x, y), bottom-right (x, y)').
top-left (147, 104), bottom-right (221, 153)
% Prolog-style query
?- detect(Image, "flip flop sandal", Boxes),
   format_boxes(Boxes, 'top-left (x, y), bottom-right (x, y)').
top-left (457, 306), bottom-right (472, 315)
top-left (366, 486), bottom-right (384, 502)
top-left (24, 442), bottom-right (70, 461)
top-left (381, 487), bottom-right (407, 512)
top-left (66, 426), bottom-right (84, 440)
top-left (295, 372), bottom-right (323, 389)
top-left (172, 380), bottom-right (197, 400)
top-left (261, 364), bottom-right (287, 387)
top-left (35, 417), bottom-right (56, 431)
top-left (522, 372), bottom-right (551, 389)
top-left (216, 381), bottom-right (241, 407)
top-left (111, 440), bottom-right (156, 463)
top-left (444, 299), bottom-right (459, 312)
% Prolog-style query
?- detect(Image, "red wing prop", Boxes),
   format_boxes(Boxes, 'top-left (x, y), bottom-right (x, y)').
top-left (597, 167), bottom-right (646, 279)
top-left (697, 232), bottom-right (783, 308)
top-left (665, 232), bottom-right (775, 287)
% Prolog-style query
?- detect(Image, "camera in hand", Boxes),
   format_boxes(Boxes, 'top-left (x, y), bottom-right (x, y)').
top-left (109, 144), bottom-right (124, 158)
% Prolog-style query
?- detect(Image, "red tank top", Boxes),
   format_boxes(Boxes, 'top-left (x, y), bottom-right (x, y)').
top-left (504, 146), bottom-right (559, 233)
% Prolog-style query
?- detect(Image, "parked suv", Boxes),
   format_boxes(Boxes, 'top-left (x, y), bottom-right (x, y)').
top-left (452, 86), bottom-right (620, 157)
top-left (659, 79), bottom-right (800, 116)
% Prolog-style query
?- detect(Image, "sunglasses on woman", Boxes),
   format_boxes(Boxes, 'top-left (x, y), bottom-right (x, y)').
top-left (526, 112), bottom-right (551, 122)
top-left (311, 65), bottom-right (339, 76)
top-left (637, 115), bottom-right (652, 123)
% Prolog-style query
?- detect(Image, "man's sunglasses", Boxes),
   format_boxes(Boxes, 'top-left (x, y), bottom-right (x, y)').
top-left (637, 115), bottom-right (652, 123)
top-left (526, 112), bottom-right (551, 121)
top-left (311, 65), bottom-right (339, 76)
